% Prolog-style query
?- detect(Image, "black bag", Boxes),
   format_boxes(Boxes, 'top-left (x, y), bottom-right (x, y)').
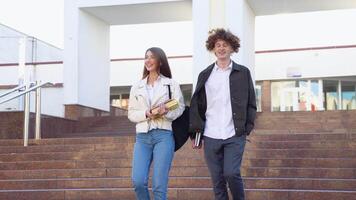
top-left (167, 85), bottom-right (190, 151)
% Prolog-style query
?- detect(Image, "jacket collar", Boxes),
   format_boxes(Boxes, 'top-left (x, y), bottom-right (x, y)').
top-left (201, 60), bottom-right (241, 76)
top-left (231, 61), bottom-right (242, 71)
top-left (195, 60), bottom-right (241, 93)
top-left (136, 74), bottom-right (171, 107)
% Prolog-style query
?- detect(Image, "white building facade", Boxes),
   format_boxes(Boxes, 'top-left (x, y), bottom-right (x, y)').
top-left (1, 0), bottom-right (356, 118)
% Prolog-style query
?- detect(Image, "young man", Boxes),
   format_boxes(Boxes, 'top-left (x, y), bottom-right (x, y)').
top-left (189, 28), bottom-right (257, 200)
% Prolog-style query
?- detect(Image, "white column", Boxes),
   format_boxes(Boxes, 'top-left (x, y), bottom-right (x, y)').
top-left (306, 80), bottom-right (312, 111)
top-left (338, 80), bottom-right (342, 110)
top-left (318, 79), bottom-right (324, 110)
top-left (64, 0), bottom-right (110, 111)
top-left (225, 0), bottom-right (255, 80)
top-left (192, 0), bottom-right (210, 90)
top-left (192, 0), bottom-right (256, 90)
top-left (64, 0), bottom-right (79, 105)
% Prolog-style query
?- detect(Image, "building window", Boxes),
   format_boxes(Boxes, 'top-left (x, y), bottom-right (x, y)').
top-left (323, 80), bottom-right (339, 110)
top-left (271, 77), bottom-right (356, 112)
top-left (341, 81), bottom-right (356, 110)
top-left (111, 94), bottom-right (129, 109)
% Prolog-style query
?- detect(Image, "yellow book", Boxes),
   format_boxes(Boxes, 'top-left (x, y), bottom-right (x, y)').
top-left (150, 99), bottom-right (179, 115)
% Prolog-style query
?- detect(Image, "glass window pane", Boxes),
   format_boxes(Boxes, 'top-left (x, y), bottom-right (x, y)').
top-left (341, 81), bottom-right (356, 110)
top-left (323, 80), bottom-right (339, 110)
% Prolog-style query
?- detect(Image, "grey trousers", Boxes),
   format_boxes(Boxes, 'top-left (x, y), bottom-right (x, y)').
top-left (203, 135), bottom-right (246, 200)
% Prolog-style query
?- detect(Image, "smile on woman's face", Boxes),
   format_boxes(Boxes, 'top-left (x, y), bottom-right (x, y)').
top-left (213, 39), bottom-right (233, 60)
top-left (145, 51), bottom-right (159, 73)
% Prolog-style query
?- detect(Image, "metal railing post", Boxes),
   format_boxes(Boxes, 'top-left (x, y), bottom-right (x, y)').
top-left (0, 82), bottom-right (53, 146)
top-left (35, 81), bottom-right (41, 140)
top-left (23, 85), bottom-right (30, 147)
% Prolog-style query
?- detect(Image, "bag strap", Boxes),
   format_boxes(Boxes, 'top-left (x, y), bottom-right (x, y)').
top-left (167, 85), bottom-right (172, 99)
top-left (165, 84), bottom-right (172, 100)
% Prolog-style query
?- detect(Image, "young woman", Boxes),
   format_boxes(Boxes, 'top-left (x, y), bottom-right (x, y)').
top-left (128, 47), bottom-right (185, 200)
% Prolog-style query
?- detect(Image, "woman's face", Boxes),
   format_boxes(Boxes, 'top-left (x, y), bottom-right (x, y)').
top-left (213, 39), bottom-right (233, 60)
top-left (145, 50), bottom-right (160, 73)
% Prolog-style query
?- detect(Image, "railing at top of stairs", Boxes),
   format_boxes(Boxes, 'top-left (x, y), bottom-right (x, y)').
top-left (0, 81), bottom-right (53, 146)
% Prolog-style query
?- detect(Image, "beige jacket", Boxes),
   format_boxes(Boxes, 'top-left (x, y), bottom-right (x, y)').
top-left (128, 75), bottom-right (185, 133)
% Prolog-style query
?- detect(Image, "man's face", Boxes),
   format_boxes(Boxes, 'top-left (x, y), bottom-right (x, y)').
top-left (213, 39), bottom-right (233, 60)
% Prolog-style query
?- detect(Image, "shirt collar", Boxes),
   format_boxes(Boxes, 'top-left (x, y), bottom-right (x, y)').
top-left (213, 61), bottom-right (233, 71)
top-left (145, 74), bottom-right (162, 86)
top-left (138, 74), bottom-right (170, 88)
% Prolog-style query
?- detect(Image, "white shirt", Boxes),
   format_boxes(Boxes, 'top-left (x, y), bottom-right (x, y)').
top-left (204, 62), bottom-right (235, 140)
top-left (146, 77), bottom-right (161, 106)
top-left (145, 76), bottom-right (162, 130)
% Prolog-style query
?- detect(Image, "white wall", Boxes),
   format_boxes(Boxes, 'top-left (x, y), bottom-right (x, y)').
top-left (255, 9), bottom-right (356, 51)
top-left (2, 46), bottom-right (356, 117)
top-left (0, 66), bottom-right (18, 85)
top-left (255, 48), bottom-right (356, 80)
top-left (0, 64), bottom-right (64, 117)
top-left (0, 64), bottom-right (63, 85)
top-left (110, 57), bottom-right (193, 86)
top-left (34, 64), bottom-right (63, 83)
top-left (0, 87), bottom-right (65, 117)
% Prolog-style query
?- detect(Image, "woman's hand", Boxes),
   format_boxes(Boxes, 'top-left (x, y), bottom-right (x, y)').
top-left (145, 110), bottom-right (154, 119)
top-left (157, 104), bottom-right (169, 116)
top-left (146, 104), bottom-right (168, 119)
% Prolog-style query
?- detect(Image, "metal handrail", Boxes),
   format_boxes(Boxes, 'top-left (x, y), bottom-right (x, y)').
top-left (0, 82), bottom-right (52, 104)
top-left (0, 84), bottom-right (26, 99)
top-left (0, 81), bottom-right (53, 146)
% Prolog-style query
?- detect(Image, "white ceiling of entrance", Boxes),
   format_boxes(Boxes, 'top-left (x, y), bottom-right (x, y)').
top-left (80, 0), bottom-right (356, 25)
top-left (81, 0), bottom-right (192, 25)
top-left (248, 0), bottom-right (356, 15)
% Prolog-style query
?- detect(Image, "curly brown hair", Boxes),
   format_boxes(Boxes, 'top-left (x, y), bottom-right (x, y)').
top-left (206, 28), bottom-right (240, 53)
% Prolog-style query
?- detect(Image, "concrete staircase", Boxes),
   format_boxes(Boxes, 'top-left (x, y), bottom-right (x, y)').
top-left (0, 132), bottom-right (355, 200)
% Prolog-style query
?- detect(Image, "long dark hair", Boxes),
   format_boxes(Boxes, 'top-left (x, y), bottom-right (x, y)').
top-left (142, 47), bottom-right (172, 79)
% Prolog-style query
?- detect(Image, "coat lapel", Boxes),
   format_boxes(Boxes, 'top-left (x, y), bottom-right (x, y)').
top-left (135, 78), bottom-right (149, 107)
top-left (195, 64), bottom-right (215, 94)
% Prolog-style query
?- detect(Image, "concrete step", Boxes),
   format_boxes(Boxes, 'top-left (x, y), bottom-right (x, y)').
top-left (0, 156), bottom-right (356, 170)
top-left (0, 132), bottom-right (354, 199)
top-left (0, 136), bottom-right (135, 147)
top-left (1, 139), bottom-right (355, 154)
top-left (0, 133), bottom-right (355, 146)
top-left (0, 166), bottom-right (355, 179)
top-left (0, 177), bottom-right (355, 191)
top-left (1, 146), bottom-right (356, 163)
top-left (1, 154), bottom-right (356, 168)
top-left (0, 188), bottom-right (355, 200)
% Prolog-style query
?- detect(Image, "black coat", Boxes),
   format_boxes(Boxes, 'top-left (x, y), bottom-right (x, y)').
top-left (189, 61), bottom-right (257, 138)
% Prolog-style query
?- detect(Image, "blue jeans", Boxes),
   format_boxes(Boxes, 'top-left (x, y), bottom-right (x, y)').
top-left (132, 129), bottom-right (175, 200)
